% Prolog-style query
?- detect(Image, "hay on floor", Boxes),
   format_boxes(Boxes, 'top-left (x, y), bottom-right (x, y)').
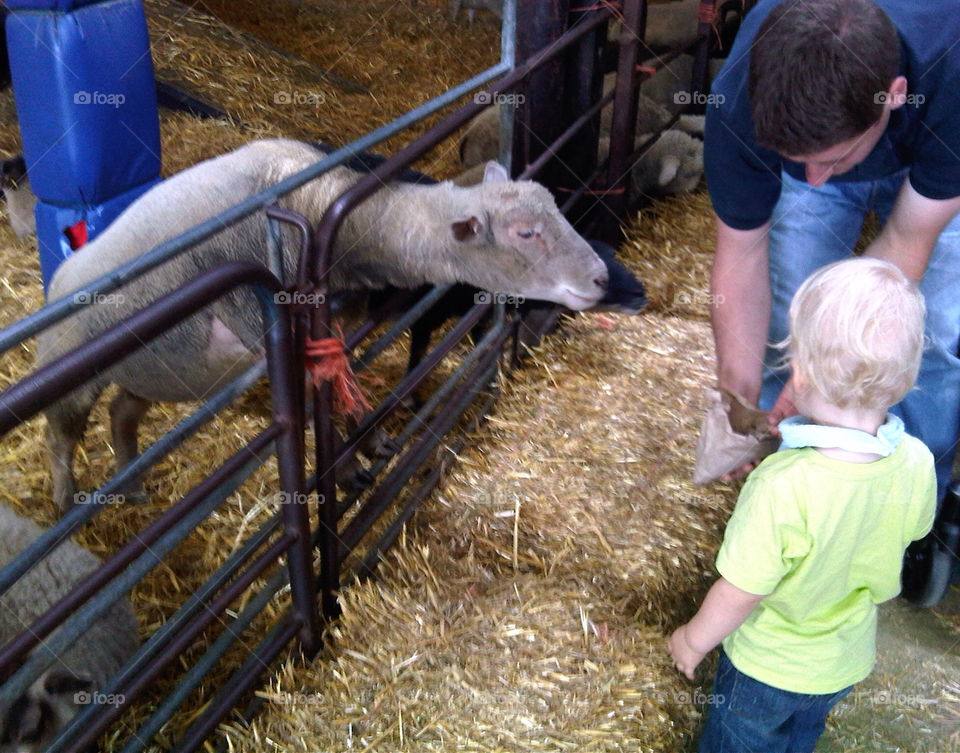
top-left (218, 311), bottom-right (736, 752)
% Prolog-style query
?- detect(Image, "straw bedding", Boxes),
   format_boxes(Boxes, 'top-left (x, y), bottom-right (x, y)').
top-left (1, 0), bottom-right (957, 750)
top-left (220, 311), bottom-right (732, 753)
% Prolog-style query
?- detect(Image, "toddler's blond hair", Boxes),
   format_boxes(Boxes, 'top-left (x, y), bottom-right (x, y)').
top-left (783, 258), bottom-right (925, 411)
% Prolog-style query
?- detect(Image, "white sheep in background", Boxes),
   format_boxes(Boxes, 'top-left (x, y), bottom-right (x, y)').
top-left (1, 155), bottom-right (36, 240)
top-left (458, 93), bottom-right (681, 170)
top-left (0, 504), bottom-right (138, 752)
top-left (624, 129), bottom-right (704, 199)
top-left (459, 98), bottom-right (705, 199)
top-left (37, 139), bottom-right (608, 510)
top-left (640, 54), bottom-right (726, 114)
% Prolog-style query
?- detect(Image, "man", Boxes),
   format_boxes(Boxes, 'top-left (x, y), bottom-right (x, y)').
top-left (704, 0), bottom-right (960, 500)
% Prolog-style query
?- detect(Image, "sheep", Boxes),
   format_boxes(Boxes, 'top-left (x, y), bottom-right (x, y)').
top-left (450, 0), bottom-right (502, 23)
top-left (614, 129), bottom-right (704, 200)
top-left (327, 148), bottom-right (645, 416)
top-left (0, 504), bottom-right (138, 752)
top-left (460, 101), bottom-right (704, 199)
top-left (1, 155), bottom-right (37, 240)
top-left (638, 54), bottom-right (726, 114)
top-left (369, 237), bottom-right (646, 406)
top-left (462, 100), bottom-right (679, 170)
top-left (36, 138), bottom-right (608, 509)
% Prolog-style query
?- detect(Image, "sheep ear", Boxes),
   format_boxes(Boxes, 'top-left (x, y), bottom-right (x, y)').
top-left (482, 161), bottom-right (509, 184)
top-left (451, 215), bottom-right (483, 241)
top-left (658, 156), bottom-right (680, 187)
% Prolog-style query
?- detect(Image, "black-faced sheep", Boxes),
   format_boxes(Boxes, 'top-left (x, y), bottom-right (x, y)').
top-left (0, 505), bottom-right (138, 753)
top-left (36, 139), bottom-right (608, 509)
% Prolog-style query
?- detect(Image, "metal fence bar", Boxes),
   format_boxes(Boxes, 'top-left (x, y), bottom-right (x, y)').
top-left (351, 284), bottom-right (453, 369)
top-left (333, 301), bottom-right (491, 476)
top-left (52, 525), bottom-right (295, 753)
top-left (0, 65), bottom-right (510, 356)
top-left (337, 331), bottom-right (504, 559)
top-left (357, 335), bottom-right (505, 576)
top-left (335, 307), bottom-right (514, 517)
top-left (110, 536), bottom-right (297, 753)
top-left (50, 510), bottom-right (284, 748)
top-left (0, 360), bottom-right (268, 599)
top-left (0, 423), bottom-right (280, 681)
top-left (1, 446), bottom-right (272, 711)
top-left (170, 617), bottom-right (303, 753)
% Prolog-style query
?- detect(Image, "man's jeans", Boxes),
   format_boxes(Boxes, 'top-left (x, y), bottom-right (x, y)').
top-left (698, 650), bottom-right (852, 753)
top-left (761, 169), bottom-right (960, 497)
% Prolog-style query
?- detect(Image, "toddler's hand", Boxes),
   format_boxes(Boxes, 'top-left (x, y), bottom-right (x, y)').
top-left (667, 625), bottom-right (707, 680)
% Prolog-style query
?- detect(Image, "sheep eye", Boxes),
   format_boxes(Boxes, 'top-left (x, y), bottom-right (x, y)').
top-left (516, 229), bottom-right (535, 239)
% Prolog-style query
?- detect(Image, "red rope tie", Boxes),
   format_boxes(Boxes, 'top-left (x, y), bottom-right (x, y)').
top-left (304, 333), bottom-right (372, 418)
top-left (634, 65), bottom-right (658, 76)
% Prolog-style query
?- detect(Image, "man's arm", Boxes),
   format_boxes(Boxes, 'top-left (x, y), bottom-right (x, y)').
top-left (667, 577), bottom-right (765, 680)
top-left (865, 181), bottom-right (960, 282)
top-left (711, 217), bottom-right (771, 406)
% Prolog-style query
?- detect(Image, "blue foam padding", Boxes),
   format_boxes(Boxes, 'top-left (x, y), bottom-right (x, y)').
top-left (4, 0), bottom-right (103, 13)
top-left (7, 0), bottom-right (161, 204)
top-left (35, 177), bottom-right (160, 292)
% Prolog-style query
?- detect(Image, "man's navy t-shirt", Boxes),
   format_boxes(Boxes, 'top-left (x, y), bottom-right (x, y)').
top-left (704, 0), bottom-right (960, 230)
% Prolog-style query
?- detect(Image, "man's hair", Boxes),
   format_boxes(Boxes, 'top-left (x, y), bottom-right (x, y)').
top-left (748, 0), bottom-right (900, 155)
top-left (782, 258), bottom-right (925, 412)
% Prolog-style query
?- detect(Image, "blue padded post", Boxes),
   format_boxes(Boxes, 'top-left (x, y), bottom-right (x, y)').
top-left (6, 0), bottom-right (162, 291)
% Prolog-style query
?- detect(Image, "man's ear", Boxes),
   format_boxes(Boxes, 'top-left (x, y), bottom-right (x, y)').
top-left (884, 76), bottom-right (908, 111)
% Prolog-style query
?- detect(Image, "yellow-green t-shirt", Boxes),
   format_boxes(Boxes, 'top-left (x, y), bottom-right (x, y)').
top-left (716, 435), bottom-right (936, 694)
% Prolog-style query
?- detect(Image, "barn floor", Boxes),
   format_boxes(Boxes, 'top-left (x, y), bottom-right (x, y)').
top-left (0, 0), bottom-right (958, 750)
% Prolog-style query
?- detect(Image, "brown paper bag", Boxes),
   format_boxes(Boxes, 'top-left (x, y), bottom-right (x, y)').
top-left (693, 388), bottom-right (780, 485)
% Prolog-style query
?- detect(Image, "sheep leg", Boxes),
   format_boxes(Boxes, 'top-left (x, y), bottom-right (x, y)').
top-left (109, 388), bottom-right (151, 503)
top-left (405, 319), bottom-right (435, 411)
top-left (45, 382), bottom-right (105, 510)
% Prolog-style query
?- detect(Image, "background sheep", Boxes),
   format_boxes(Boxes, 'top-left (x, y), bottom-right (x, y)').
top-left (460, 99), bottom-right (704, 199)
top-left (0, 155), bottom-right (36, 240)
top-left (0, 504), bottom-right (138, 753)
top-left (458, 92), bottom-right (681, 170)
top-left (621, 129), bottom-right (704, 199)
top-left (36, 139), bottom-right (608, 510)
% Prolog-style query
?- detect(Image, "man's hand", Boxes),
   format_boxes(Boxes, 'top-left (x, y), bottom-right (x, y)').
top-left (668, 625), bottom-right (707, 680)
top-left (768, 376), bottom-right (799, 433)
